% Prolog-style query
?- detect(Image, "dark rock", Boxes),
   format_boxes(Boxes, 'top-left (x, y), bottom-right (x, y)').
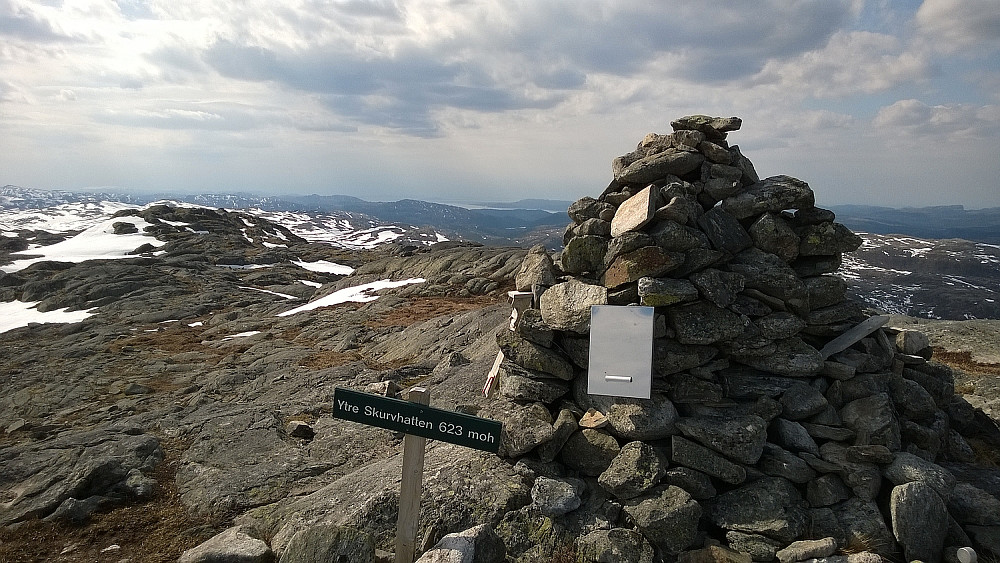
top-left (662, 467), bottom-right (716, 500)
top-left (598, 441), bottom-right (668, 500)
top-left (729, 248), bottom-right (808, 308)
top-left (890, 481), bottom-right (948, 563)
top-left (576, 528), bottom-right (655, 563)
top-left (707, 476), bottom-right (807, 543)
top-left (725, 531), bottom-right (783, 562)
top-left (638, 277), bottom-right (699, 307)
top-left (648, 219), bottom-right (707, 251)
top-left (756, 312), bottom-right (806, 340)
top-left (758, 443), bottom-right (817, 484)
top-left (654, 338), bottom-right (720, 376)
top-left (560, 429), bottom-right (621, 477)
top-left (804, 275), bottom-right (848, 309)
top-left (732, 337), bottom-right (823, 377)
top-left (561, 235), bottom-right (609, 275)
top-left (669, 301), bottom-right (746, 346)
top-left (749, 213), bottom-right (800, 262)
top-left (807, 474), bottom-right (851, 507)
top-left (536, 409), bottom-right (579, 463)
top-left (797, 222), bottom-right (863, 256)
top-left (671, 435), bottom-right (746, 485)
top-left (883, 451), bottom-right (956, 500)
top-left (622, 485), bottom-right (703, 556)
top-left (617, 149), bottom-right (705, 184)
top-left (279, 524), bottom-right (374, 563)
top-left (721, 176), bottom-right (816, 220)
top-left (286, 421), bottom-right (315, 440)
top-left (781, 382), bottom-right (829, 420)
top-left (771, 418), bottom-right (821, 455)
top-left (690, 269), bottom-right (746, 308)
top-left (605, 232), bottom-right (656, 266)
top-left (496, 332), bottom-right (574, 381)
top-left (675, 415), bottom-right (767, 465)
top-left (569, 197), bottom-right (615, 223)
top-left (531, 476), bottom-right (585, 517)
top-left (840, 393), bottom-right (901, 451)
top-left (947, 482), bottom-right (1000, 525)
top-left (698, 207), bottom-right (753, 255)
top-left (603, 246), bottom-right (684, 288)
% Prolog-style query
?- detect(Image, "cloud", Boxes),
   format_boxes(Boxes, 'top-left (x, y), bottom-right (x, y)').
top-left (0, 0), bottom-right (78, 42)
top-left (873, 99), bottom-right (1000, 140)
top-left (749, 31), bottom-right (931, 97)
top-left (916, 0), bottom-right (1000, 53)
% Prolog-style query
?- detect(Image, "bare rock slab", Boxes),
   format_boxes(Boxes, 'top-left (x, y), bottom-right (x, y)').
top-left (611, 186), bottom-right (658, 237)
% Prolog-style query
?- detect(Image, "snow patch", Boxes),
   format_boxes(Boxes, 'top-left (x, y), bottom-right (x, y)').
top-left (0, 300), bottom-right (95, 334)
top-left (277, 278), bottom-right (425, 317)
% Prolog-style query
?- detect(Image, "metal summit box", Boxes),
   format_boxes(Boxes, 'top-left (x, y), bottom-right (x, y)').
top-left (587, 305), bottom-right (654, 399)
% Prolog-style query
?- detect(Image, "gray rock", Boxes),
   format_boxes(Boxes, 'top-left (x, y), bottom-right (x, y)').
top-left (662, 467), bottom-right (717, 500)
top-left (690, 268), bottom-right (746, 308)
top-left (883, 451), bottom-right (956, 500)
top-left (278, 524), bottom-right (373, 563)
top-left (513, 308), bottom-right (553, 347)
top-left (756, 312), bottom-right (806, 341)
top-left (498, 371), bottom-right (569, 404)
top-left (44, 495), bottom-right (110, 523)
top-left (699, 141), bottom-right (733, 164)
top-left (569, 197), bottom-right (615, 223)
top-left (121, 468), bottom-right (156, 499)
top-left (890, 481), bottom-right (948, 563)
top-left (515, 245), bottom-right (556, 291)
top-left (539, 279), bottom-right (608, 334)
top-left (606, 394), bottom-right (679, 441)
top-left (672, 115), bottom-right (742, 137)
top-left (781, 382), bottom-right (830, 420)
top-left (496, 332), bottom-right (574, 381)
top-left (536, 409), bottom-right (579, 463)
top-left (776, 537), bottom-right (837, 563)
top-left (576, 528), bottom-right (655, 563)
top-left (499, 402), bottom-right (555, 458)
top-left (0, 426), bottom-right (163, 526)
top-left (721, 175), bottom-right (816, 220)
top-left (531, 476), bottom-right (585, 517)
top-left (845, 445), bottom-right (894, 465)
top-left (179, 525), bottom-right (274, 563)
top-left (895, 330), bottom-right (930, 355)
top-left (598, 441), bottom-right (668, 500)
top-left (678, 544), bottom-right (753, 563)
top-left (638, 277), bottom-right (699, 307)
top-left (759, 443), bottom-right (817, 484)
top-left (675, 414), bottom-right (767, 465)
top-left (417, 524), bottom-right (506, 563)
top-left (654, 338), bottom-right (720, 376)
top-left (671, 435), bottom-right (747, 485)
top-left (807, 474), bottom-right (851, 507)
top-left (729, 248), bottom-right (809, 309)
top-left (948, 482), bottom-right (1000, 525)
top-left (617, 148), bottom-right (705, 184)
top-left (669, 301), bottom-right (746, 346)
top-left (561, 235), bottom-right (609, 275)
top-left (840, 393), bottom-right (901, 451)
top-left (560, 429), bottom-right (621, 477)
top-left (888, 376), bottom-right (937, 421)
top-left (648, 219), bottom-right (707, 252)
top-left (719, 368), bottom-right (801, 399)
top-left (749, 213), bottom-right (800, 262)
top-left (666, 372), bottom-right (724, 404)
top-left (732, 337), bottom-right (824, 377)
top-left (605, 231), bottom-right (656, 266)
top-left (797, 222), bottom-right (863, 256)
top-left (725, 531), bottom-right (783, 562)
top-left (834, 498), bottom-right (896, 559)
top-left (708, 476), bottom-right (807, 543)
top-left (603, 246), bottom-right (685, 288)
top-left (804, 275), bottom-right (848, 309)
top-left (818, 442), bottom-right (882, 501)
top-left (771, 418), bottom-right (821, 455)
top-left (622, 485), bottom-right (703, 556)
top-left (698, 207), bottom-right (753, 255)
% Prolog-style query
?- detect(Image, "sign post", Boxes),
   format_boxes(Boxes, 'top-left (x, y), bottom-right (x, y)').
top-left (332, 386), bottom-right (503, 562)
top-left (396, 387), bottom-right (429, 563)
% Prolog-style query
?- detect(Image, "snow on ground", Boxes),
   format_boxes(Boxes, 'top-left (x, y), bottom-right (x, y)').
top-left (292, 260), bottom-right (355, 275)
top-left (0, 301), bottom-right (94, 334)
top-left (299, 280), bottom-right (323, 288)
top-left (1, 216), bottom-right (166, 273)
top-left (277, 278), bottom-right (425, 317)
top-left (239, 286), bottom-right (299, 300)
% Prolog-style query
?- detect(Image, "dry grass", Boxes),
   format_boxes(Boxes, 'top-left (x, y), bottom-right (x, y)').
top-left (933, 348), bottom-right (1000, 376)
top-left (365, 296), bottom-right (496, 328)
top-left (0, 438), bottom-right (226, 563)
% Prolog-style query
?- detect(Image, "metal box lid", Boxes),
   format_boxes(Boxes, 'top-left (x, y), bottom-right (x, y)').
top-left (587, 305), bottom-right (654, 399)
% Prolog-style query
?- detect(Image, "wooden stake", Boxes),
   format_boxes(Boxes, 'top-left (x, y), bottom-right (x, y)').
top-left (396, 387), bottom-right (429, 563)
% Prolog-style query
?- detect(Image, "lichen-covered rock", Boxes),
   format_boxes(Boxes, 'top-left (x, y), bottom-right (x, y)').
top-left (598, 441), bottom-right (668, 500)
top-left (638, 277), bottom-right (699, 307)
top-left (707, 477), bottom-right (807, 543)
top-left (559, 429), bottom-right (620, 477)
top-left (675, 415), bottom-right (767, 465)
top-left (515, 245), bottom-right (556, 291)
top-left (539, 279), bottom-right (608, 333)
top-left (531, 476), bottom-right (585, 517)
top-left (576, 528), bottom-right (655, 563)
top-left (179, 525), bottom-right (273, 563)
top-left (622, 485), bottom-right (703, 556)
top-left (721, 175), bottom-right (815, 220)
top-left (278, 524), bottom-right (373, 563)
top-left (890, 481), bottom-right (948, 563)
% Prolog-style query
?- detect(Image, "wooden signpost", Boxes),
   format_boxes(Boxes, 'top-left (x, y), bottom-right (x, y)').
top-left (332, 386), bottom-right (503, 563)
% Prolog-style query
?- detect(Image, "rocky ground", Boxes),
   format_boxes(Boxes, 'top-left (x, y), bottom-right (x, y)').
top-left (0, 206), bottom-right (532, 562)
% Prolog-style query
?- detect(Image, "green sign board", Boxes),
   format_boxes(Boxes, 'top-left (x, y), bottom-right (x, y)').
top-left (333, 387), bottom-right (503, 453)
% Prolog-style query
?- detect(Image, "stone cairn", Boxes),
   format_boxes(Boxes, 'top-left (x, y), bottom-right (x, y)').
top-left (493, 116), bottom-right (1000, 562)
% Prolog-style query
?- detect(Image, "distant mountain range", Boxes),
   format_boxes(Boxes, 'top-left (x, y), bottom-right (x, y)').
top-left (3, 185), bottom-right (998, 319)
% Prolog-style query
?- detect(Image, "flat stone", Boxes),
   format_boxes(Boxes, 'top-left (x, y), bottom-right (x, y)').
top-left (598, 441), bottom-right (668, 500)
top-left (579, 408), bottom-right (609, 429)
top-left (721, 175), bottom-right (816, 220)
top-left (603, 246), bottom-right (684, 288)
top-left (671, 435), bottom-right (746, 485)
top-left (638, 277), bottom-right (699, 307)
top-left (675, 415), bottom-right (767, 465)
top-left (560, 429), bottom-right (621, 477)
top-left (707, 476), bottom-right (807, 543)
top-left (531, 476), bottom-right (585, 517)
top-left (776, 537), bottom-right (837, 563)
top-left (179, 525), bottom-right (273, 563)
top-left (617, 148), bottom-right (705, 184)
top-left (611, 186), bottom-right (657, 237)
top-left (561, 235), bottom-right (609, 275)
top-left (749, 213), bottom-right (800, 262)
top-left (697, 207), bottom-right (753, 255)
top-left (818, 316), bottom-right (890, 359)
top-left (732, 337), bottom-right (824, 377)
top-left (669, 301), bottom-right (745, 346)
top-left (890, 481), bottom-right (948, 563)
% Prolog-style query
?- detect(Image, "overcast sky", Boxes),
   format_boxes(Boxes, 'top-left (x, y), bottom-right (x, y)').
top-left (2, 0), bottom-right (998, 208)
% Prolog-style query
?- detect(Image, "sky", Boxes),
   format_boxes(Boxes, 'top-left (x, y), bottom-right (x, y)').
top-left (1, 0), bottom-right (998, 208)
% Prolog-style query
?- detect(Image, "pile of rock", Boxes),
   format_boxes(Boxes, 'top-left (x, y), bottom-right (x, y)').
top-left (492, 116), bottom-right (1000, 562)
